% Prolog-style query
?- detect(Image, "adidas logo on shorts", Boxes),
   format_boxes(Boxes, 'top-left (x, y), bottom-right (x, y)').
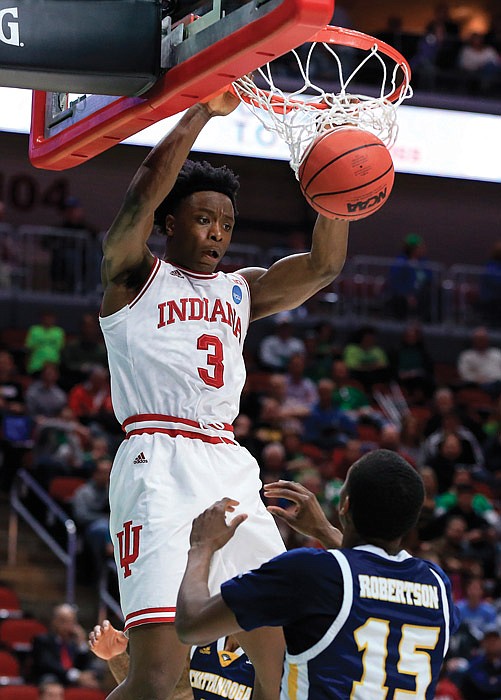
top-left (133, 452), bottom-right (148, 464)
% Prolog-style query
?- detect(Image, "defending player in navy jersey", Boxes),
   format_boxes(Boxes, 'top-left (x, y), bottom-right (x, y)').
top-left (176, 449), bottom-right (461, 700)
top-left (89, 620), bottom-right (254, 700)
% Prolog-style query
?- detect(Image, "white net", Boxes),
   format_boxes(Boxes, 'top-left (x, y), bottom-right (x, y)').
top-left (232, 37), bottom-right (413, 177)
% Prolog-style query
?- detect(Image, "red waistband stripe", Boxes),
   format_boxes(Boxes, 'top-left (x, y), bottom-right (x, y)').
top-left (122, 414), bottom-right (233, 432)
top-left (122, 414), bottom-right (236, 445)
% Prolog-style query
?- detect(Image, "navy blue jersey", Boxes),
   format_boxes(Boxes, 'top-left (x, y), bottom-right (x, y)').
top-left (190, 639), bottom-right (255, 700)
top-left (221, 545), bottom-right (460, 700)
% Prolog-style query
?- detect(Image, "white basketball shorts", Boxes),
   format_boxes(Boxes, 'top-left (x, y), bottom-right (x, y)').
top-left (109, 430), bottom-right (286, 632)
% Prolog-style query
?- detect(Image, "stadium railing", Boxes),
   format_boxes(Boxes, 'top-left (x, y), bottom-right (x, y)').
top-left (8, 469), bottom-right (78, 605)
top-left (1, 226), bottom-right (500, 331)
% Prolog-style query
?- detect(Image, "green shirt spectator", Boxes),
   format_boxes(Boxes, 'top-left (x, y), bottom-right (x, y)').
top-left (25, 311), bottom-right (65, 374)
top-left (342, 326), bottom-right (390, 391)
top-left (344, 343), bottom-right (389, 370)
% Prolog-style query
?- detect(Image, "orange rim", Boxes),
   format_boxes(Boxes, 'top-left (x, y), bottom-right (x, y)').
top-left (234, 25), bottom-right (411, 113)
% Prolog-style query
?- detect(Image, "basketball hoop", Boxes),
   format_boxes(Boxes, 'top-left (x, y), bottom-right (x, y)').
top-left (232, 26), bottom-right (413, 177)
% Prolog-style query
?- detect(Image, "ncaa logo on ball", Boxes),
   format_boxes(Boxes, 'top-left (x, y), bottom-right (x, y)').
top-left (232, 285), bottom-right (242, 304)
top-left (347, 188), bottom-right (388, 214)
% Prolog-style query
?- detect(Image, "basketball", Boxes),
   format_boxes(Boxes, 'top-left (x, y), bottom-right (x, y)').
top-left (298, 126), bottom-right (395, 221)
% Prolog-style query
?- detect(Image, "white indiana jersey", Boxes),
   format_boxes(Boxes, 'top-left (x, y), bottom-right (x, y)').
top-left (99, 258), bottom-right (251, 426)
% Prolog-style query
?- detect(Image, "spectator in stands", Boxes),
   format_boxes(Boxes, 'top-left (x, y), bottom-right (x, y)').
top-left (330, 438), bottom-right (364, 481)
top-left (343, 325), bottom-right (391, 391)
top-left (436, 468), bottom-right (499, 525)
top-left (456, 576), bottom-right (498, 640)
top-left (303, 322), bottom-right (339, 382)
top-left (483, 421), bottom-right (501, 489)
top-left (302, 377), bottom-right (356, 449)
top-left (254, 397), bottom-right (285, 447)
top-left (0, 200), bottom-right (20, 289)
top-left (38, 677), bottom-right (65, 700)
top-left (25, 311), bottom-right (65, 375)
top-left (424, 387), bottom-right (456, 436)
top-left (387, 234), bottom-right (433, 320)
top-left (266, 373), bottom-right (312, 421)
top-left (67, 364), bottom-right (113, 428)
top-left (390, 322), bottom-right (435, 401)
top-left (423, 423), bottom-right (484, 493)
top-left (51, 197), bottom-right (100, 293)
top-left (486, 11), bottom-right (501, 53)
top-left (31, 603), bottom-right (99, 688)
top-left (457, 327), bottom-right (501, 397)
top-left (60, 313), bottom-right (108, 389)
top-left (425, 384), bottom-right (485, 442)
top-left (33, 406), bottom-right (90, 486)
top-left (400, 413), bottom-right (425, 465)
top-left (410, 29), bottom-right (443, 90)
top-left (425, 434), bottom-right (465, 495)
top-left (376, 15), bottom-right (406, 54)
top-left (379, 423), bottom-right (417, 467)
top-left (429, 482), bottom-right (497, 579)
top-left (330, 358), bottom-right (370, 412)
top-left (72, 456), bottom-right (113, 578)
top-left (433, 668), bottom-right (464, 700)
top-left (0, 349), bottom-right (24, 412)
top-left (284, 353), bottom-right (318, 414)
top-left (458, 33), bottom-right (501, 93)
top-left (426, 2), bottom-right (461, 67)
top-left (416, 466), bottom-right (441, 541)
top-left (423, 514), bottom-right (468, 591)
top-left (0, 349), bottom-right (32, 491)
top-left (460, 625), bottom-right (501, 700)
top-left (81, 434), bottom-right (113, 476)
top-left (478, 240), bottom-right (501, 326)
top-left (259, 441), bottom-right (288, 482)
top-left (410, 3), bottom-right (461, 90)
top-left (25, 362), bottom-right (67, 418)
top-left (257, 313), bottom-right (305, 372)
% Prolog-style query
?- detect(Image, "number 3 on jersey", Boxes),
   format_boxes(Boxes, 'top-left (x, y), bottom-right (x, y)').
top-left (197, 334), bottom-right (224, 388)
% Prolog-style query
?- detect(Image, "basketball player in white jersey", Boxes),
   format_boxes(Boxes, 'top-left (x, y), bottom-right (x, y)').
top-left (99, 86), bottom-right (349, 700)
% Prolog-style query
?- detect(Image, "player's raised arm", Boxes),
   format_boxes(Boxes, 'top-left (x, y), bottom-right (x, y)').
top-left (176, 498), bottom-right (246, 645)
top-left (264, 480), bottom-right (343, 548)
top-left (101, 90), bottom-right (240, 311)
top-left (239, 215), bottom-right (349, 321)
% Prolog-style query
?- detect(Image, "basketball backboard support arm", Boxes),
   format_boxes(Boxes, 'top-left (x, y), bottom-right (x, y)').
top-left (29, 0), bottom-right (335, 170)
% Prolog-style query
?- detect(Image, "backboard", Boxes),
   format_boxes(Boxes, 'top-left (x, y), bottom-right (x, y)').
top-left (29, 0), bottom-right (335, 170)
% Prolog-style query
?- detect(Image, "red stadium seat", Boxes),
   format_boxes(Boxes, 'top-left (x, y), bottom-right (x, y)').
top-left (0, 649), bottom-right (23, 684)
top-left (0, 586), bottom-right (22, 619)
top-left (48, 476), bottom-right (87, 505)
top-left (0, 619), bottom-right (47, 653)
top-left (64, 689), bottom-right (107, 700)
top-left (0, 686), bottom-right (39, 699)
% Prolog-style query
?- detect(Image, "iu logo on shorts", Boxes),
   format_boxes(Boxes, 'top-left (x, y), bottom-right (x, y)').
top-left (117, 520), bottom-right (143, 578)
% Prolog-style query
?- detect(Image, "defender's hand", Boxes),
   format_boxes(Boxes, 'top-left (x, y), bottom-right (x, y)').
top-left (89, 619), bottom-right (128, 660)
top-left (190, 498), bottom-right (247, 552)
top-left (264, 480), bottom-right (342, 548)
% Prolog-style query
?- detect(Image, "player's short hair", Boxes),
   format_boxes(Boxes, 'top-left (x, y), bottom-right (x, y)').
top-left (346, 449), bottom-right (424, 540)
top-left (154, 159), bottom-right (239, 233)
